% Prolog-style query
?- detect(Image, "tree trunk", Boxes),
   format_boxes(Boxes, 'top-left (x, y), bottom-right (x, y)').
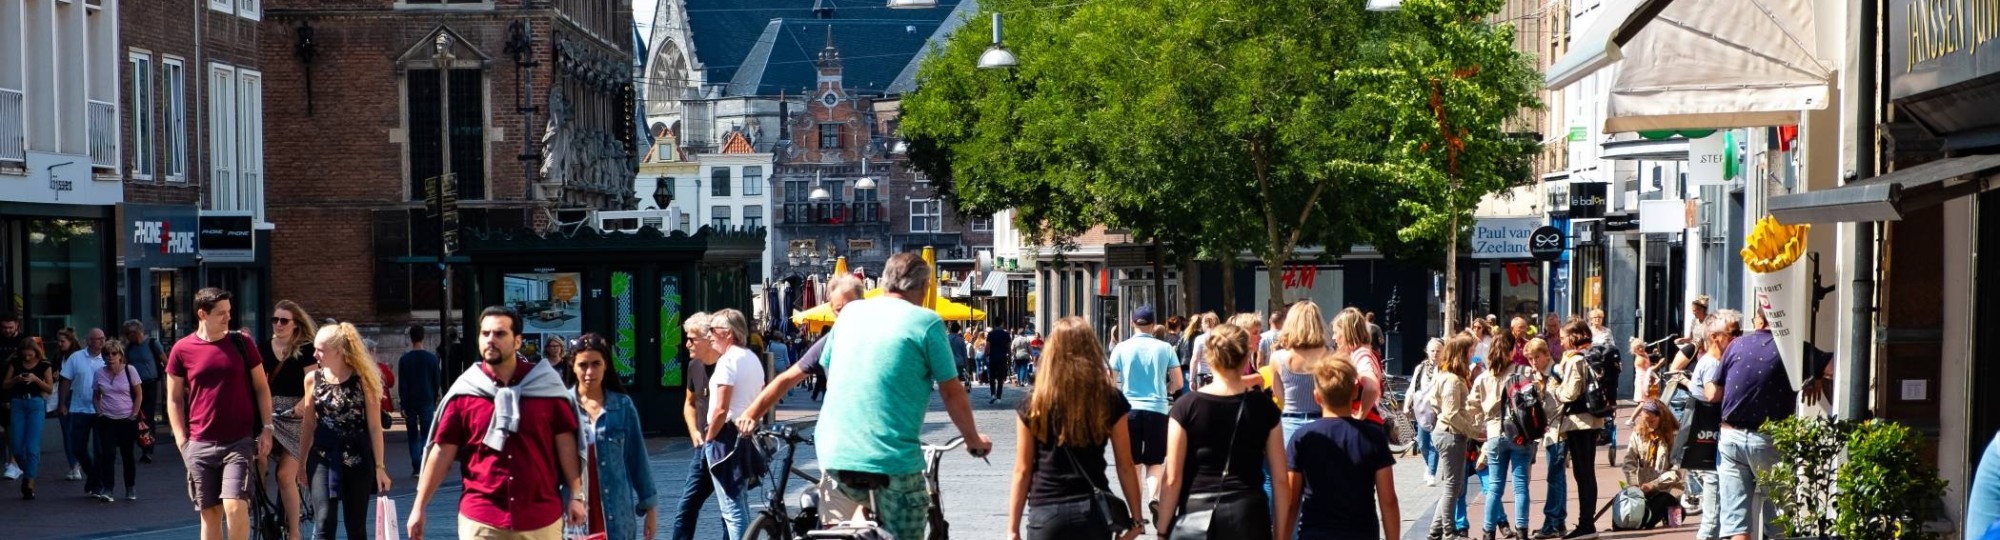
top-left (1182, 252), bottom-right (1200, 318)
top-left (1266, 250), bottom-right (1287, 316)
top-left (1221, 251), bottom-right (1237, 314)
top-left (1151, 236), bottom-right (1167, 315)
top-left (1444, 214), bottom-right (1459, 336)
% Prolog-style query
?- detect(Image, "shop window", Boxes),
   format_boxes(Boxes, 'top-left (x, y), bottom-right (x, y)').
top-left (24, 219), bottom-right (107, 336)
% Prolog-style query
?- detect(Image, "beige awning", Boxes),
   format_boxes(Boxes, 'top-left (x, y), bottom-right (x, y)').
top-left (1545, 0), bottom-right (1833, 133)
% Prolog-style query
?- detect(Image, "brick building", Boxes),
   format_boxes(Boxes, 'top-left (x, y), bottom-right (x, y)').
top-left (116, 0), bottom-right (270, 338)
top-left (255, 0), bottom-right (641, 337)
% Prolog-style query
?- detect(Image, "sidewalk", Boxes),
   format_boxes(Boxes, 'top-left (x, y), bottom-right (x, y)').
top-left (1409, 404), bottom-right (1704, 540)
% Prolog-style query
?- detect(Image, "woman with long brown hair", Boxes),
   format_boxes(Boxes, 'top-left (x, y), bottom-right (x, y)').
top-left (4, 340), bottom-right (54, 499)
top-left (1427, 335), bottom-right (1480, 540)
top-left (296, 322), bottom-right (389, 540)
top-left (1006, 316), bottom-right (1144, 540)
top-left (265, 300), bottom-right (319, 540)
top-left (1157, 322), bottom-right (1289, 540)
top-left (570, 333), bottom-right (658, 540)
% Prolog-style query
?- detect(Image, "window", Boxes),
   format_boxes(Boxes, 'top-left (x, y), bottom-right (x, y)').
top-left (162, 58), bottom-right (186, 181)
top-left (971, 217), bottom-right (993, 232)
top-left (678, 214), bottom-right (691, 234)
top-left (209, 64), bottom-right (236, 209)
top-left (711, 167), bottom-right (730, 197)
top-left (743, 166), bottom-right (763, 196)
top-left (209, 0), bottom-right (260, 20)
top-left (743, 205), bottom-right (763, 228)
top-left (785, 179), bottom-right (810, 202)
top-left (819, 178), bottom-right (844, 201)
top-left (855, 181), bottom-right (878, 202)
top-left (238, 70), bottom-right (264, 220)
top-left (711, 205), bottom-right (731, 228)
top-left (819, 123), bottom-right (840, 149)
top-left (910, 199), bottom-right (941, 232)
top-left (129, 52), bottom-right (153, 180)
top-left (407, 68), bottom-right (486, 201)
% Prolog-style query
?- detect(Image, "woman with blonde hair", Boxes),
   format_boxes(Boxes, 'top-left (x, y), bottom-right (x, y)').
top-left (296, 323), bottom-right (389, 540)
top-left (1006, 317), bottom-right (1144, 540)
top-left (1157, 323), bottom-right (1289, 540)
top-left (91, 340), bottom-right (144, 501)
top-left (1332, 309), bottom-right (1384, 424)
top-left (265, 299), bottom-right (319, 540)
top-left (1267, 300), bottom-right (1332, 444)
top-left (1188, 313), bottom-right (1222, 388)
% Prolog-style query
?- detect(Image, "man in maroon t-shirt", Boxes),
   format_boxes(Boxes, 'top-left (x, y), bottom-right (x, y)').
top-left (166, 287), bottom-right (275, 540)
top-left (408, 305), bottom-right (584, 540)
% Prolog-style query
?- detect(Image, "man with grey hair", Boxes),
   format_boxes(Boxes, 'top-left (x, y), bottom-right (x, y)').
top-left (121, 319), bottom-right (167, 463)
top-left (701, 308), bottom-right (765, 540)
top-left (668, 312), bottom-right (717, 540)
top-left (814, 252), bottom-right (992, 540)
top-left (734, 274), bottom-right (866, 432)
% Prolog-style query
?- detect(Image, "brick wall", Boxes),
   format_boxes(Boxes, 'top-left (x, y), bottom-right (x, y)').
top-left (119, 2), bottom-right (264, 206)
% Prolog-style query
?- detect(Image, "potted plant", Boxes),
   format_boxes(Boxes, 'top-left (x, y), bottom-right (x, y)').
top-left (1834, 419), bottom-right (1946, 540)
top-left (1760, 416), bottom-right (1949, 540)
top-left (1761, 416), bottom-right (1851, 539)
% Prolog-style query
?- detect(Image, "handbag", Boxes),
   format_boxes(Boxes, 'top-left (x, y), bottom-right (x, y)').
top-left (1061, 446), bottom-right (1134, 533)
top-left (374, 495), bottom-right (402, 540)
top-left (1169, 395), bottom-right (1247, 540)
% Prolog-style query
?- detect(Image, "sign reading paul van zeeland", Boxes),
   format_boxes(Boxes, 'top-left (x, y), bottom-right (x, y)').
top-left (1472, 218), bottom-right (1542, 260)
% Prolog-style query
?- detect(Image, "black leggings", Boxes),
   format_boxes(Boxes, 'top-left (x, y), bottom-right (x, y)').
top-left (989, 363), bottom-right (1008, 399)
top-left (310, 461), bottom-right (376, 540)
top-left (1565, 429), bottom-right (1601, 532)
top-left (1642, 491), bottom-right (1679, 528)
top-left (92, 417), bottom-right (138, 491)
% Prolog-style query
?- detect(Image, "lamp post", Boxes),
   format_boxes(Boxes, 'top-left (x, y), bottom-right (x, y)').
top-left (434, 33), bottom-right (457, 358)
top-left (977, 13), bottom-right (1017, 69)
top-left (652, 175), bottom-right (672, 210)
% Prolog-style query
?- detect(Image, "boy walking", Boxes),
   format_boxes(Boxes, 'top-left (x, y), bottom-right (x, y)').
top-left (1284, 353), bottom-right (1401, 540)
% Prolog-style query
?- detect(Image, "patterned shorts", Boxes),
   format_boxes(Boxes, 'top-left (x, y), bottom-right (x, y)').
top-left (819, 471), bottom-right (930, 540)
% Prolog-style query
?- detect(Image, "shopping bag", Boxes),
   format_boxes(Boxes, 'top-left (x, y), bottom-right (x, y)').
top-left (1675, 399), bottom-right (1720, 471)
top-left (375, 496), bottom-right (401, 540)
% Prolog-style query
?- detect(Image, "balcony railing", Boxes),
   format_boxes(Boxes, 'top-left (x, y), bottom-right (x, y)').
top-left (782, 202), bottom-right (886, 225)
top-left (88, 99), bottom-right (116, 169)
top-left (0, 88), bottom-right (22, 166)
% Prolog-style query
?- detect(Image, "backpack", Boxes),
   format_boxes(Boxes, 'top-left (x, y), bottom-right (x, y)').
top-left (1562, 344), bottom-right (1620, 419)
top-left (1501, 369), bottom-right (1549, 446)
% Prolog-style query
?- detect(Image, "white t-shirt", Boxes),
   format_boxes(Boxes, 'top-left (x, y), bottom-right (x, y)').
top-left (709, 345), bottom-right (766, 420)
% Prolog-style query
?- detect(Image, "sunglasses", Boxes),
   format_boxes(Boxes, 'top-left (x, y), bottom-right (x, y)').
top-left (273, 317), bottom-right (295, 325)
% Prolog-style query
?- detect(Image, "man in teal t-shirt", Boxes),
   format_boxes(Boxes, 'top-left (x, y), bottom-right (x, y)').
top-left (1107, 305), bottom-right (1183, 513)
top-left (815, 253), bottom-right (992, 540)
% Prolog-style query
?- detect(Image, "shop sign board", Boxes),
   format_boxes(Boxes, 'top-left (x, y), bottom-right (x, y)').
top-left (198, 212), bottom-right (256, 263)
top-left (1568, 182), bottom-right (1608, 219)
top-left (1252, 264), bottom-right (1343, 314)
top-left (3, 151), bottom-right (123, 206)
top-left (1529, 226), bottom-right (1565, 261)
top-left (1472, 218), bottom-right (1542, 260)
top-left (1688, 134), bottom-right (1730, 185)
top-left (1889, 0), bottom-right (2000, 100)
top-left (122, 204), bottom-right (200, 268)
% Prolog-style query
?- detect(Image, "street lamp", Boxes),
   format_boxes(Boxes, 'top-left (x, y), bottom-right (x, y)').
top-left (856, 177), bottom-right (877, 190)
top-left (1365, 0), bottom-right (1403, 11)
top-left (977, 13), bottom-right (1017, 69)
top-left (809, 187), bottom-right (832, 201)
top-left (886, 0), bottom-right (938, 8)
top-left (651, 176), bottom-right (672, 210)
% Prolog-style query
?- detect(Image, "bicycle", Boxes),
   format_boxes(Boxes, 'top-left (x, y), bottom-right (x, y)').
top-left (807, 436), bottom-right (985, 540)
top-left (745, 424), bottom-right (825, 540)
top-left (1381, 373), bottom-right (1417, 456)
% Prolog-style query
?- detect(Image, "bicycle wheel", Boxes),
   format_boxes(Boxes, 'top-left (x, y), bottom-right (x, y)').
top-left (747, 512), bottom-right (791, 540)
top-left (1387, 409), bottom-right (1416, 455)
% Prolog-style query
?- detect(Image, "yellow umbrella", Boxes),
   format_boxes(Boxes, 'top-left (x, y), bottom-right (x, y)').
top-left (860, 287), bottom-right (988, 321)
top-left (790, 302), bottom-right (838, 333)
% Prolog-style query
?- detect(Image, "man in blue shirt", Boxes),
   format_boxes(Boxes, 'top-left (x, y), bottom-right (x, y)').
top-left (59, 328), bottom-right (107, 489)
top-left (1108, 305), bottom-right (1184, 517)
top-left (1706, 310), bottom-right (1795, 540)
top-left (946, 323), bottom-right (969, 384)
top-left (397, 324), bottom-right (442, 477)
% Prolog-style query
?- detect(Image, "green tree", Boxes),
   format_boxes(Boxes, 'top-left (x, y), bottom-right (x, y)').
top-left (903, 0), bottom-right (1537, 320)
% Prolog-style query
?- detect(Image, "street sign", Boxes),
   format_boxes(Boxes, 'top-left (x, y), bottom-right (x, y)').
top-left (1529, 226), bottom-right (1564, 261)
top-left (439, 173), bottom-right (461, 255)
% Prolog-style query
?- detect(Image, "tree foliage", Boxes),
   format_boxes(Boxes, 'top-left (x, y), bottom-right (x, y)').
top-left (901, 0), bottom-right (1539, 314)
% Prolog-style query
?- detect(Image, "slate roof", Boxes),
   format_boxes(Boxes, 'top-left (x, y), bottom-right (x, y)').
top-left (684, 0), bottom-right (972, 97)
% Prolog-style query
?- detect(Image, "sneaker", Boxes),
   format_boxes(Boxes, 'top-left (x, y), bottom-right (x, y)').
top-left (124, 488), bottom-right (136, 501)
top-left (1425, 473), bottom-right (1438, 486)
top-left (93, 491), bottom-right (114, 503)
top-left (1560, 526), bottom-right (1599, 540)
top-left (3, 463), bottom-right (20, 480)
top-left (65, 467), bottom-right (81, 481)
top-left (1532, 526), bottom-right (1563, 540)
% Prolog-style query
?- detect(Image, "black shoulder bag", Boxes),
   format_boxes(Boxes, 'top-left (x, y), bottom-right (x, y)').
top-left (1169, 396), bottom-right (1248, 540)
top-left (1061, 445), bottom-right (1135, 533)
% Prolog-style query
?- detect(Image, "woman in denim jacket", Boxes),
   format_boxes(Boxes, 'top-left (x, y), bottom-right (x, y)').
top-left (570, 333), bottom-right (659, 539)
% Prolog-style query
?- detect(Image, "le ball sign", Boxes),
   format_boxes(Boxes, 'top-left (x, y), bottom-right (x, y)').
top-left (1472, 218), bottom-right (1542, 260)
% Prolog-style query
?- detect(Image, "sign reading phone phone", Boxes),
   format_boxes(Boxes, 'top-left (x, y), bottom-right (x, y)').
top-left (199, 212), bottom-right (256, 263)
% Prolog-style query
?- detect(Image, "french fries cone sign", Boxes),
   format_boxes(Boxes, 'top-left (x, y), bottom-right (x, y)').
top-left (1741, 215), bottom-right (1812, 391)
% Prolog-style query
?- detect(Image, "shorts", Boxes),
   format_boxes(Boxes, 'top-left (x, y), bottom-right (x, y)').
top-left (458, 515), bottom-right (563, 540)
top-left (182, 437), bottom-right (256, 511)
top-left (1128, 410), bottom-right (1169, 465)
top-left (820, 471), bottom-right (930, 540)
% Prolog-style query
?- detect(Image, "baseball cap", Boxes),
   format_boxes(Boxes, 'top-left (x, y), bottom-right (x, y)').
top-left (1133, 305), bottom-right (1157, 326)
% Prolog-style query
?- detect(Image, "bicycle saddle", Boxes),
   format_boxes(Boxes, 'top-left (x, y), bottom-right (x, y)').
top-left (831, 470), bottom-right (892, 490)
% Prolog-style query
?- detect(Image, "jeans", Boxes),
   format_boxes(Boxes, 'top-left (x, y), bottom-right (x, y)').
top-left (1718, 428), bottom-right (1779, 539)
top-left (8, 397), bottom-right (44, 480)
top-left (92, 417), bottom-right (138, 492)
top-left (1456, 457), bottom-right (1484, 531)
top-left (403, 403), bottom-right (435, 473)
top-left (708, 451), bottom-right (750, 540)
top-left (1280, 415), bottom-right (1318, 451)
top-left (1416, 424), bottom-right (1439, 476)
top-left (310, 461), bottom-right (375, 540)
top-left (1693, 470), bottom-right (1720, 540)
top-left (1564, 430), bottom-right (1601, 532)
top-left (1016, 360), bottom-right (1032, 385)
top-left (1483, 438), bottom-right (1534, 532)
top-left (1430, 430), bottom-right (1470, 535)
top-left (1542, 440), bottom-right (1568, 530)
top-left (65, 412), bottom-right (97, 489)
top-left (667, 453), bottom-right (715, 540)
top-left (1024, 499), bottom-right (1113, 540)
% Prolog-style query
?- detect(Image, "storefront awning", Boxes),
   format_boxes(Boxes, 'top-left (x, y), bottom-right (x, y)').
top-left (1545, 0), bottom-right (1832, 133)
top-left (1768, 154), bottom-right (2000, 224)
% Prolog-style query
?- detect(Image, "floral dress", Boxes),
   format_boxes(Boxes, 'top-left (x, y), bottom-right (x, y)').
top-left (311, 372), bottom-right (372, 471)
